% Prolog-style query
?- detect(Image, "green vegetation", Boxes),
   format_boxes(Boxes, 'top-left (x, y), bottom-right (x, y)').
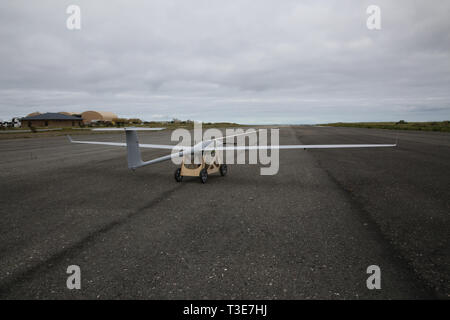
top-left (145, 121), bottom-right (246, 130)
top-left (321, 121), bottom-right (450, 132)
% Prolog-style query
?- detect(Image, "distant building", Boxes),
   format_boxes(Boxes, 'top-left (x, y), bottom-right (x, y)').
top-left (58, 111), bottom-right (77, 116)
top-left (21, 113), bottom-right (82, 128)
top-left (19, 110), bottom-right (118, 127)
top-left (81, 111), bottom-right (118, 124)
top-left (26, 112), bottom-right (41, 117)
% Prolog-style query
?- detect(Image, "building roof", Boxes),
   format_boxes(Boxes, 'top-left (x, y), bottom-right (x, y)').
top-left (81, 111), bottom-right (118, 122)
top-left (21, 113), bottom-right (82, 121)
top-left (26, 112), bottom-right (41, 117)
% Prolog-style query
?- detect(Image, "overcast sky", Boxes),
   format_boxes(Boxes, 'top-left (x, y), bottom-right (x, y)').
top-left (1, 0), bottom-right (449, 124)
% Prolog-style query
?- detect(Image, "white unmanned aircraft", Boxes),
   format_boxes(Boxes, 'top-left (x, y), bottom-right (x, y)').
top-left (68, 127), bottom-right (396, 183)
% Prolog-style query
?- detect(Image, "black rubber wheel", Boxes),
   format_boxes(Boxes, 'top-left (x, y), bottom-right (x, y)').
top-left (174, 168), bottom-right (183, 182)
top-left (199, 168), bottom-right (208, 184)
top-left (220, 164), bottom-right (228, 176)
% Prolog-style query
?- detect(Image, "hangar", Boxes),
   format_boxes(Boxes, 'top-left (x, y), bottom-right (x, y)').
top-left (21, 113), bottom-right (83, 128)
top-left (26, 112), bottom-right (41, 117)
top-left (81, 111), bottom-right (118, 124)
top-left (20, 110), bottom-right (118, 127)
top-left (58, 111), bottom-right (78, 116)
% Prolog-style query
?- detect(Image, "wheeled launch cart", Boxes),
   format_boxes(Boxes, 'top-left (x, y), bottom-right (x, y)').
top-left (174, 150), bottom-right (227, 183)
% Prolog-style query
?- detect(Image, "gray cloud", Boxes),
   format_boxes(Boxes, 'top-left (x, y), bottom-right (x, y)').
top-left (0, 0), bottom-right (449, 123)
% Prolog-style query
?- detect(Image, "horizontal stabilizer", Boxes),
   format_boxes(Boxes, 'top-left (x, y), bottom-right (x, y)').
top-left (67, 135), bottom-right (182, 150)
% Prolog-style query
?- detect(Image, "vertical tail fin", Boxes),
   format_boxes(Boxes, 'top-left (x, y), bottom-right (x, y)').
top-left (125, 129), bottom-right (144, 169)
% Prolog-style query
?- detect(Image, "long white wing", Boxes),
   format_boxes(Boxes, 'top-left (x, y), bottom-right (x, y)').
top-left (212, 144), bottom-right (396, 151)
top-left (68, 127), bottom-right (396, 170)
top-left (207, 129), bottom-right (396, 150)
top-left (68, 131), bottom-right (190, 169)
top-left (71, 128), bottom-right (259, 149)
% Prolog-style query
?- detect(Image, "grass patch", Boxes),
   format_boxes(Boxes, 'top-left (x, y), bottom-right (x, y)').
top-left (321, 121), bottom-right (450, 132)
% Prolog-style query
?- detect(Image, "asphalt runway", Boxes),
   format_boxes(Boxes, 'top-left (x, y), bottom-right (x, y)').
top-left (0, 126), bottom-right (448, 299)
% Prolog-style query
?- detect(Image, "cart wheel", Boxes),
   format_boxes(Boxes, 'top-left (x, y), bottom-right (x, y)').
top-left (199, 168), bottom-right (208, 184)
top-left (220, 164), bottom-right (228, 176)
top-left (174, 168), bottom-right (183, 182)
